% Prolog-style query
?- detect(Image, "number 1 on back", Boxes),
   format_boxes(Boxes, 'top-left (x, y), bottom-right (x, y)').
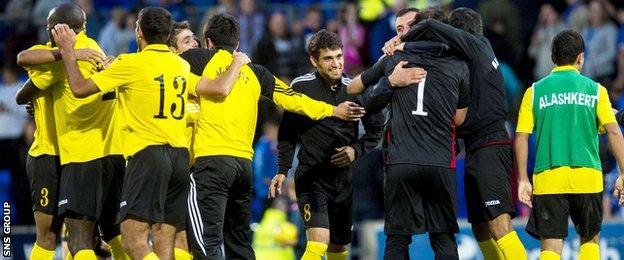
top-left (412, 78), bottom-right (428, 116)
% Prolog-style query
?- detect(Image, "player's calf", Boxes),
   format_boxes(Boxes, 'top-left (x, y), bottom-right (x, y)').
top-left (120, 218), bottom-right (152, 259)
top-left (488, 213), bottom-right (513, 240)
top-left (152, 223), bottom-right (177, 260)
top-left (33, 212), bottom-right (62, 249)
top-left (64, 218), bottom-right (96, 255)
top-left (302, 228), bottom-right (330, 260)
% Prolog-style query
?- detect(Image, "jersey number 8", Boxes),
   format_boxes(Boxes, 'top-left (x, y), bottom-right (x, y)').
top-left (153, 74), bottom-right (186, 120)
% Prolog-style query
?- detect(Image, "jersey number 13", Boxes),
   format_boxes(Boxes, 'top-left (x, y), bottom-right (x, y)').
top-left (153, 74), bottom-right (186, 120)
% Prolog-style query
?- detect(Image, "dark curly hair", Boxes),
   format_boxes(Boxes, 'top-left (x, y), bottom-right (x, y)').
top-left (307, 29), bottom-right (343, 60)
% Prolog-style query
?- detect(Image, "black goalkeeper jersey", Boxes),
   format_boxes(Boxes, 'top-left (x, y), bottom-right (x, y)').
top-left (361, 42), bottom-right (470, 168)
top-left (277, 72), bottom-right (385, 174)
top-left (403, 19), bottom-right (509, 150)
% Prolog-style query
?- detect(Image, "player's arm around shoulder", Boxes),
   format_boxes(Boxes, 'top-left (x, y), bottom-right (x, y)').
top-left (50, 24), bottom-right (101, 98)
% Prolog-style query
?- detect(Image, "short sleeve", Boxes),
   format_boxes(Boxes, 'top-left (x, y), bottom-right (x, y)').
top-left (186, 73), bottom-right (201, 96)
top-left (24, 44), bottom-right (63, 90)
top-left (516, 87), bottom-right (534, 134)
top-left (27, 64), bottom-right (63, 90)
top-left (90, 54), bottom-right (135, 93)
top-left (597, 85), bottom-right (616, 127)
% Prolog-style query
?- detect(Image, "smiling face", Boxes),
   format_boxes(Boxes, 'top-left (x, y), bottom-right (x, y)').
top-left (173, 29), bottom-right (198, 53)
top-left (311, 47), bottom-right (344, 82)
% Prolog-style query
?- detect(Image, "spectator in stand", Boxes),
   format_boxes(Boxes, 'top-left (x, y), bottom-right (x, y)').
top-left (563, 0), bottom-right (589, 32)
top-left (529, 3), bottom-right (567, 80)
top-left (335, 2), bottom-right (366, 75)
top-left (0, 66), bottom-right (26, 149)
top-left (613, 6), bottom-right (624, 91)
top-left (300, 6), bottom-right (325, 52)
top-left (252, 121), bottom-right (279, 223)
top-left (0, 65), bottom-right (25, 148)
top-left (254, 11), bottom-right (307, 81)
top-left (236, 0), bottom-right (265, 55)
top-left (582, 0), bottom-right (618, 84)
top-left (32, 0), bottom-right (63, 43)
top-left (98, 8), bottom-right (129, 56)
top-left (119, 12), bottom-right (137, 53)
top-left (75, 0), bottom-right (103, 40)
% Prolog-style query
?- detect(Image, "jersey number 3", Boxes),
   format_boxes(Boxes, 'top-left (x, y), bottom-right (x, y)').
top-left (412, 78), bottom-right (428, 116)
top-left (153, 74), bottom-right (186, 120)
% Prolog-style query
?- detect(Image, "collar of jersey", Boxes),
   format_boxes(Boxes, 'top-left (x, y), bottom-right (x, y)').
top-left (141, 44), bottom-right (171, 52)
top-left (75, 31), bottom-right (88, 42)
top-left (551, 65), bottom-right (579, 73)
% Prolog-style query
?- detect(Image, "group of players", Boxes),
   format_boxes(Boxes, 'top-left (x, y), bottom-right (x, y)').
top-left (14, 1), bottom-right (624, 260)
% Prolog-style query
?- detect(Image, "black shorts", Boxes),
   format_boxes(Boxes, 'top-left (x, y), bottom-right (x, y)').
top-left (526, 193), bottom-right (602, 239)
top-left (384, 164), bottom-right (458, 235)
top-left (118, 145), bottom-right (189, 227)
top-left (58, 156), bottom-right (125, 220)
top-left (294, 164), bottom-right (353, 245)
top-left (26, 155), bottom-right (61, 215)
top-left (464, 144), bottom-right (516, 223)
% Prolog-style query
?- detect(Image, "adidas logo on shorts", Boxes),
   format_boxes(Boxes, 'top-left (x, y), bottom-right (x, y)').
top-left (120, 201), bottom-right (127, 208)
top-left (58, 199), bottom-right (68, 207)
top-left (484, 200), bottom-right (501, 207)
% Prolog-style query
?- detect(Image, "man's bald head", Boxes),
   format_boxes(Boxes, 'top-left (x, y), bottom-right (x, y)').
top-left (47, 3), bottom-right (85, 33)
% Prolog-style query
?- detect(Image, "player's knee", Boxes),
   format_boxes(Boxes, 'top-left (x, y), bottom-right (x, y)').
top-left (306, 228), bottom-right (330, 244)
top-left (36, 232), bottom-right (58, 250)
top-left (386, 234), bottom-right (412, 248)
top-left (488, 213), bottom-right (513, 240)
top-left (541, 238), bottom-right (564, 254)
top-left (470, 222), bottom-right (491, 241)
top-left (580, 234), bottom-right (600, 244)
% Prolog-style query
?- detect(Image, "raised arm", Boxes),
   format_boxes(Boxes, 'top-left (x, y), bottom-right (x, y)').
top-left (404, 19), bottom-right (480, 59)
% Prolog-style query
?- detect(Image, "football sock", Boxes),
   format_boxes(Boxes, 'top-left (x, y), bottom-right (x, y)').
top-left (74, 250), bottom-right (97, 260)
top-left (29, 242), bottom-right (56, 260)
top-left (496, 231), bottom-right (527, 260)
top-left (174, 248), bottom-right (193, 260)
top-left (540, 250), bottom-right (561, 260)
top-left (478, 238), bottom-right (505, 260)
top-left (107, 235), bottom-right (130, 260)
top-left (326, 250), bottom-right (348, 260)
top-left (301, 241), bottom-right (328, 260)
top-left (578, 242), bottom-right (600, 260)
